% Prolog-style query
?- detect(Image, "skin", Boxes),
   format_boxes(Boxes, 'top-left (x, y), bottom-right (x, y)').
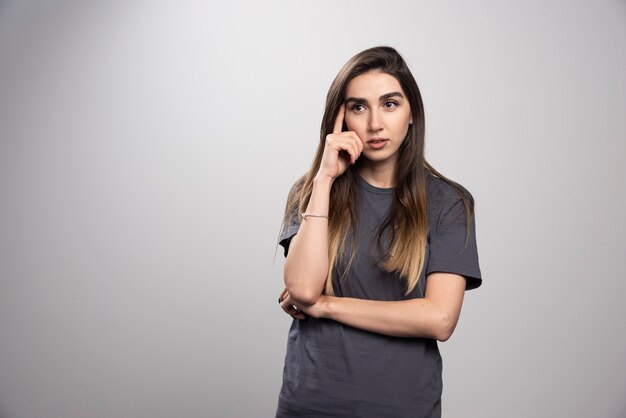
top-left (278, 70), bottom-right (466, 341)
top-left (345, 70), bottom-right (413, 188)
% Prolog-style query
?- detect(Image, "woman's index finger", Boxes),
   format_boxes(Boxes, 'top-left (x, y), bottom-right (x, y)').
top-left (333, 103), bottom-right (345, 134)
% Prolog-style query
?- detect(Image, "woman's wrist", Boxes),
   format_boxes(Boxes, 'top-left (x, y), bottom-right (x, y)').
top-left (304, 175), bottom-right (333, 219)
top-left (318, 295), bottom-right (337, 319)
top-left (320, 295), bottom-right (336, 319)
top-left (313, 174), bottom-right (334, 187)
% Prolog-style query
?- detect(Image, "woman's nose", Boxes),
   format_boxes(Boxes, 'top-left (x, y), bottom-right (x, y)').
top-left (369, 109), bottom-right (383, 131)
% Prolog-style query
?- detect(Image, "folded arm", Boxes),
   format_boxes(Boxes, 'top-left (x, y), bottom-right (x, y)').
top-left (292, 272), bottom-right (466, 341)
top-left (283, 176), bottom-right (334, 305)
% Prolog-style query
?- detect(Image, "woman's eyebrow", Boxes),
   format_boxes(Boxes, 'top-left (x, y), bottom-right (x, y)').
top-left (380, 92), bottom-right (404, 101)
top-left (345, 91), bottom-right (405, 104)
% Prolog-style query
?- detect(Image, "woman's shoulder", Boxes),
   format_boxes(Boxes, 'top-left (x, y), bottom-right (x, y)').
top-left (425, 171), bottom-right (474, 223)
top-left (426, 172), bottom-right (472, 202)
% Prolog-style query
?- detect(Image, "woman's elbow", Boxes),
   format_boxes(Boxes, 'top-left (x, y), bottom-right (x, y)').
top-left (436, 329), bottom-right (453, 342)
top-left (289, 289), bottom-right (319, 306)
top-left (284, 281), bottom-right (321, 306)
top-left (434, 313), bottom-right (457, 342)
top-left (283, 269), bottom-right (323, 306)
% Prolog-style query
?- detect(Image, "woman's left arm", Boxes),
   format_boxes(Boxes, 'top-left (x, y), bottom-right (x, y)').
top-left (289, 272), bottom-right (466, 341)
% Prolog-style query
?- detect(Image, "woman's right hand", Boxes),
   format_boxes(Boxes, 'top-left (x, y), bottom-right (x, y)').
top-left (316, 104), bottom-right (364, 181)
top-left (278, 287), bottom-right (307, 320)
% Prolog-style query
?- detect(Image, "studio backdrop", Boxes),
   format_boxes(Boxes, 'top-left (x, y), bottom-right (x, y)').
top-left (0, 1), bottom-right (624, 417)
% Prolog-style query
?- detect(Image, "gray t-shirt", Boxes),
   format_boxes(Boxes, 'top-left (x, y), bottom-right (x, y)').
top-left (275, 172), bottom-right (482, 418)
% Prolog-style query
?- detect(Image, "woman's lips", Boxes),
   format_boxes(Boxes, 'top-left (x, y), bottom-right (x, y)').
top-left (368, 139), bottom-right (388, 149)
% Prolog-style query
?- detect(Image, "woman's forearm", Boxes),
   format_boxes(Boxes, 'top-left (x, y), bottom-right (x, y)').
top-left (322, 296), bottom-right (455, 341)
top-left (290, 272), bottom-right (467, 340)
top-left (284, 175), bottom-right (334, 305)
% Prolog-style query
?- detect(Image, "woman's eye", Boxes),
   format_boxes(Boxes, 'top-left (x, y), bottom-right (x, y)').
top-left (350, 104), bottom-right (365, 112)
top-left (384, 101), bottom-right (398, 109)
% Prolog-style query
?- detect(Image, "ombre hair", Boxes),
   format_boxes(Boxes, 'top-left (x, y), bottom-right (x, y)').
top-left (277, 46), bottom-right (474, 296)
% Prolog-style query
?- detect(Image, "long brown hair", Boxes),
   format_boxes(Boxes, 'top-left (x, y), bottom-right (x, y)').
top-left (277, 46), bottom-right (474, 296)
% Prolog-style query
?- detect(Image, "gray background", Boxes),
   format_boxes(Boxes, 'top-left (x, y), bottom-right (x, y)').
top-left (1, 1), bottom-right (624, 417)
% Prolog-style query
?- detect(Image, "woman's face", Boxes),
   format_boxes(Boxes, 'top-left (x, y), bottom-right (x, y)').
top-left (343, 70), bottom-right (413, 165)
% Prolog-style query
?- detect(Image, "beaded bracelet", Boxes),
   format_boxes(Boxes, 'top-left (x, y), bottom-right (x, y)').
top-left (301, 212), bottom-right (329, 220)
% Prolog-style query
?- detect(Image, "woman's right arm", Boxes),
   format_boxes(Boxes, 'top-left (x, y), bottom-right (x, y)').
top-left (283, 175), bottom-right (334, 306)
top-left (283, 104), bottom-right (363, 306)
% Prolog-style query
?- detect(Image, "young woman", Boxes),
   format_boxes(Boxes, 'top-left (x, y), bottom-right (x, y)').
top-left (275, 46), bottom-right (482, 418)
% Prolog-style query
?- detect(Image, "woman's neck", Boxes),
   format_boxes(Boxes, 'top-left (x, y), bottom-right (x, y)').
top-left (357, 161), bottom-right (396, 189)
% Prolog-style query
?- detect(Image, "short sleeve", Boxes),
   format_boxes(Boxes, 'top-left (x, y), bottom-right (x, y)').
top-left (279, 205), bottom-right (301, 258)
top-left (426, 192), bottom-right (483, 290)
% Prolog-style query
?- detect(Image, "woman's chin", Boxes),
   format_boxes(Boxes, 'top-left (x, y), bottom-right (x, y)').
top-left (362, 150), bottom-right (395, 162)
